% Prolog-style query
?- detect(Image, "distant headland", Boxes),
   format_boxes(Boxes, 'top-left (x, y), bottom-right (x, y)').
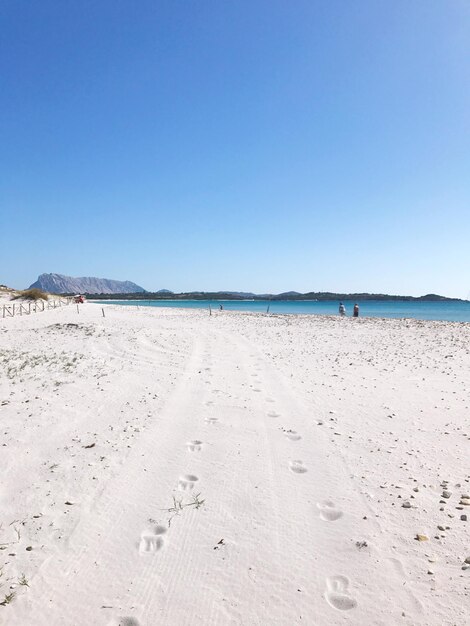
top-left (28, 274), bottom-right (465, 301)
top-left (90, 291), bottom-right (464, 302)
top-left (29, 273), bottom-right (145, 295)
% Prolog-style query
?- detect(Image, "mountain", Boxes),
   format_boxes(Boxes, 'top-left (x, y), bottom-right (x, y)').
top-left (278, 291), bottom-right (301, 297)
top-left (29, 273), bottom-right (146, 295)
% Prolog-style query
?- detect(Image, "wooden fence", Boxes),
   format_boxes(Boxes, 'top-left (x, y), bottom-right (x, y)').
top-left (1, 297), bottom-right (74, 319)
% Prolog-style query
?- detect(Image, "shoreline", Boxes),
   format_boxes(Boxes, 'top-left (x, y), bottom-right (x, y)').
top-left (89, 297), bottom-right (467, 302)
top-left (88, 299), bottom-right (470, 325)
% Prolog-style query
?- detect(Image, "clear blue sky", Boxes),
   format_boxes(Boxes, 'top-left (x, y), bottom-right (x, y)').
top-left (1, 1), bottom-right (469, 297)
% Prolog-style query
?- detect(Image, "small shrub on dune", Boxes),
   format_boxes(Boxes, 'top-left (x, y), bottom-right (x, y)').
top-left (12, 288), bottom-right (49, 301)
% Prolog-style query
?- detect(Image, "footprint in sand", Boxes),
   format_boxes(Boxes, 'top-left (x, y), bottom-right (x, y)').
top-left (265, 397), bottom-right (276, 403)
top-left (267, 411), bottom-right (280, 418)
top-left (178, 474), bottom-right (199, 491)
top-left (252, 388), bottom-right (262, 393)
top-left (139, 525), bottom-right (167, 554)
top-left (325, 575), bottom-right (357, 611)
top-left (317, 500), bottom-right (343, 522)
top-left (108, 618), bottom-right (141, 626)
top-left (187, 440), bottom-right (203, 452)
top-left (289, 460), bottom-right (308, 474)
top-left (284, 430), bottom-right (302, 441)
top-left (205, 417), bottom-right (218, 425)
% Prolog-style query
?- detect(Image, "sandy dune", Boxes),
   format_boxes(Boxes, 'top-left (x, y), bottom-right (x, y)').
top-left (0, 304), bottom-right (469, 625)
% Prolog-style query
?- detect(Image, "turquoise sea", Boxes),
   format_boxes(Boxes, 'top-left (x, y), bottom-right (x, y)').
top-left (97, 299), bottom-right (470, 323)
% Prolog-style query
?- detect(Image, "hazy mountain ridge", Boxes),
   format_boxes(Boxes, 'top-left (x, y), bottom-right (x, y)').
top-left (29, 273), bottom-right (146, 295)
top-left (27, 274), bottom-right (464, 300)
top-left (93, 290), bottom-right (463, 301)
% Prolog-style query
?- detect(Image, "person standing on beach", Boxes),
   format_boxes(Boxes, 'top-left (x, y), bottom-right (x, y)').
top-left (339, 302), bottom-right (346, 317)
top-left (353, 303), bottom-right (359, 317)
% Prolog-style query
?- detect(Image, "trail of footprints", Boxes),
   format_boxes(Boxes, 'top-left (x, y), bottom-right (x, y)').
top-left (128, 364), bottom-right (212, 622)
top-left (129, 358), bottom-right (356, 623)
top-left (258, 373), bottom-right (356, 612)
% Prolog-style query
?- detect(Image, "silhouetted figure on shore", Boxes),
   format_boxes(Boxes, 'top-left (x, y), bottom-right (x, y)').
top-left (339, 302), bottom-right (346, 317)
top-left (353, 303), bottom-right (359, 317)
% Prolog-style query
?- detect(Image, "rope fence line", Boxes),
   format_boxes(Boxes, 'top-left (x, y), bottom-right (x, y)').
top-left (1, 297), bottom-right (74, 319)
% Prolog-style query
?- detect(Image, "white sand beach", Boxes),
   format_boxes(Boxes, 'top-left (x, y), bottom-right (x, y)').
top-left (0, 303), bottom-right (468, 625)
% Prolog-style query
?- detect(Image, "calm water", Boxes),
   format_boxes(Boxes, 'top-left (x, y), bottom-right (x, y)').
top-left (96, 299), bottom-right (470, 322)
